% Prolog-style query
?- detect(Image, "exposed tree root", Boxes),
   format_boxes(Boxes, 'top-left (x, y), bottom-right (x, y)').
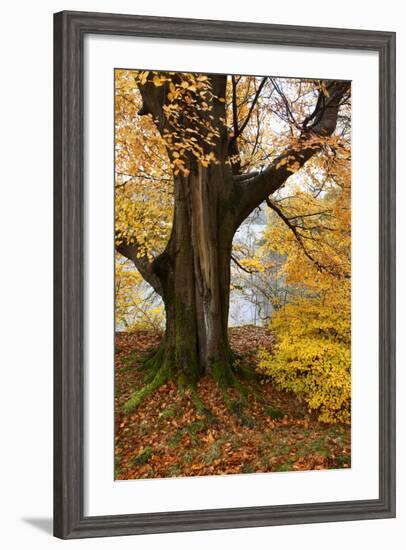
top-left (211, 359), bottom-right (255, 427)
top-left (187, 387), bottom-right (218, 424)
top-left (124, 346), bottom-right (208, 415)
top-left (122, 351), bottom-right (172, 413)
top-left (123, 347), bottom-right (260, 426)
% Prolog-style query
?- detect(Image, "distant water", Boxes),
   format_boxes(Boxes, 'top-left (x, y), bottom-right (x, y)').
top-left (229, 205), bottom-right (269, 327)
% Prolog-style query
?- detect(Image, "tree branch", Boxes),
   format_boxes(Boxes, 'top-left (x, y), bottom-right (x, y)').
top-left (231, 75), bottom-right (239, 138)
top-left (265, 199), bottom-right (350, 279)
top-left (231, 255), bottom-right (258, 274)
top-left (235, 77), bottom-right (267, 140)
top-left (287, 209), bottom-right (331, 221)
top-left (116, 238), bottom-right (163, 297)
top-left (232, 80), bottom-right (350, 227)
top-left (265, 198), bottom-right (324, 272)
top-left (270, 78), bottom-right (300, 130)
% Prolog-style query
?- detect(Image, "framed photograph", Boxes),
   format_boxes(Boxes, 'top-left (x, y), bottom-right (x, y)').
top-left (54, 10), bottom-right (396, 539)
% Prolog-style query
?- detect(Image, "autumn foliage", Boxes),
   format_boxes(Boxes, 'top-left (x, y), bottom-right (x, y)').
top-left (114, 67), bottom-right (352, 479)
top-left (258, 286), bottom-right (351, 423)
top-left (257, 140), bottom-right (351, 423)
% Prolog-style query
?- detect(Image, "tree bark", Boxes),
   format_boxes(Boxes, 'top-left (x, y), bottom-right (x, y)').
top-left (153, 164), bottom-right (236, 383)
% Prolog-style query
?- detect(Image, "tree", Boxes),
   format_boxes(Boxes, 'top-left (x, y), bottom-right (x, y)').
top-left (115, 70), bottom-right (350, 411)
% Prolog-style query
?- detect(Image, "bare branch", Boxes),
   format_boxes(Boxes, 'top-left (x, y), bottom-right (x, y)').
top-left (265, 198), bottom-right (324, 272)
top-left (231, 80), bottom-right (350, 227)
top-left (286, 209), bottom-right (332, 221)
top-left (231, 75), bottom-right (239, 138)
top-left (270, 78), bottom-right (300, 130)
top-left (235, 77), bottom-right (267, 139)
top-left (231, 255), bottom-right (258, 274)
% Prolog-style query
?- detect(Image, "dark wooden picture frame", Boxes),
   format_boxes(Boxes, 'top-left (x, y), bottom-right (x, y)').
top-left (54, 10), bottom-right (396, 539)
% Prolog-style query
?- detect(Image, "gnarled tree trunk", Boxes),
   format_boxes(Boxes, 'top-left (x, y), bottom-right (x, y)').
top-left (156, 164), bottom-right (235, 383)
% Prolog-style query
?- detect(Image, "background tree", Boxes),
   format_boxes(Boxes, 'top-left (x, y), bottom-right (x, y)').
top-left (115, 70), bottom-right (350, 411)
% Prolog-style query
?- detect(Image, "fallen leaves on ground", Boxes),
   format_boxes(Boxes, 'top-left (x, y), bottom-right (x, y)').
top-left (115, 326), bottom-right (351, 480)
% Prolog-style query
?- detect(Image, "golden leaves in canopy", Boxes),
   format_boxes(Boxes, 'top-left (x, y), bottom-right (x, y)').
top-left (115, 69), bottom-right (174, 257)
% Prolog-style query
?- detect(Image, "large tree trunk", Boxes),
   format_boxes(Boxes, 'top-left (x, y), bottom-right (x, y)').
top-left (156, 164), bottom-right (235, 383)
top-left (122, 162), bottom-right (239, 412)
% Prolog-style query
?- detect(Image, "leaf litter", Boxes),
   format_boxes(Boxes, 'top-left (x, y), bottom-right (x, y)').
top-left (115, 327), bottom-right (350, 480)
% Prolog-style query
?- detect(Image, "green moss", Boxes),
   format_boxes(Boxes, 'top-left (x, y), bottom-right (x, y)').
top-left (168, 430), bottom-right (185, 449)
top-left (182, 451), bottom-right (194, 464)
top-left (211, 359), bottom-right (235, 390)
top-left (233, 360), bottom-right (258, 381)
top-left (123, 358), bottom-right (172, 413)
top-left (167, 465), bottom-right (182, 477)
top-left (121, 349), bottom-right (139, 369)
top-left (168, 420), bottom-right (208, 448)
top-left (177, 372), bottom-right (188, 393)
top-left (335, 455), bottom-right (350, 467)
top-left (143, 346), bottom-right (163, 365)
top-left (230, 401), bottom-right (254, 428)
top-left (241, 464), bottom-right (256, 474)
top-left (265, 405), bottom-right (284, 420)
top-left (276, 459), bottom-right (294, 472)
top-left (159, 406), bottom-right (177, 420)
top-left (114, 454), bottom-right (123, 478)
top-left (131, 446), bottom-right (154, 466)
top-left (211, 358), bottom-right (254, 427)
top-left (188, 388), bottom-right (217, 423)
top-left (172, 295), bottom-right (203, 384)
top-left (184, 420), bottom-right (207, 445)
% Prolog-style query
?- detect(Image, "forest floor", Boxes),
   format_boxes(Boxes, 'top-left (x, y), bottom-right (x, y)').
top-left (115, 327), bottom-right (351, 480)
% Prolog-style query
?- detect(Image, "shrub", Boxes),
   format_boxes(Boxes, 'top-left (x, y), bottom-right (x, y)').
top-left (258, 286), bottom-right (351, 424)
